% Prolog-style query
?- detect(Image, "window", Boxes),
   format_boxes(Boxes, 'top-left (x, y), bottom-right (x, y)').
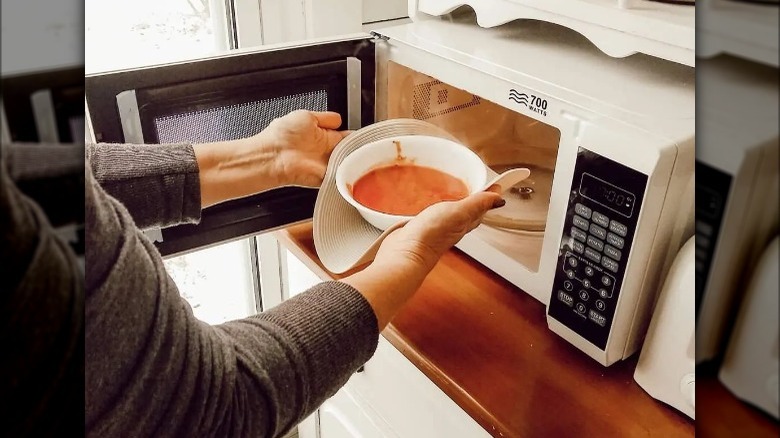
top-left (85, 0), bottom-right (230, 74)
top-left (163, 239), bottom-right (258, 324)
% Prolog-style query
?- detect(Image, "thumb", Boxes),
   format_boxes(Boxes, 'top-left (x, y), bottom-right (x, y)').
top-left (310, 111), bottom-right (343, 130)
top-left (459, 191), bottom-right (504, 219)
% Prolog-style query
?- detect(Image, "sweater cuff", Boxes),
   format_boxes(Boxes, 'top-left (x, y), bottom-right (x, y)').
top-left (87, 143), bottom-right (201, 229)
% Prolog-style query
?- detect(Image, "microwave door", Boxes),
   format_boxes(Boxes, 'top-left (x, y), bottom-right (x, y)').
top-left (85, 37), bottom-right (376, 256)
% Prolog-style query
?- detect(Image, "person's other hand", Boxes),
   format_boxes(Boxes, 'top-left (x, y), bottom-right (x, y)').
top-left (258, 110), bottom-right (349, 187)
top-left (343, 189), bottom-right (505, 330)
top-left (374, 190), bottom-right (505, 274)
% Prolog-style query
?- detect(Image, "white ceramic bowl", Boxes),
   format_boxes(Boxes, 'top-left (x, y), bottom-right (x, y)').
top-left (335, 135), bottom-right (488, 230)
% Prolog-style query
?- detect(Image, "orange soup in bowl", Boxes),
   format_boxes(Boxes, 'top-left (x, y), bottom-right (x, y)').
top-left (351, 164), bottom-right (469, 215)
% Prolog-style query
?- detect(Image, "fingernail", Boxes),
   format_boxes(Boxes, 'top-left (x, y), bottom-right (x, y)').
top-left (491, 198), bottom-right (506, 209)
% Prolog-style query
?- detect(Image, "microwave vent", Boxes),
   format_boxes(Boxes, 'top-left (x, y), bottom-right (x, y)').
top-left (154, 89), bottom-right (328, 144)
top-left (412, 80), bottom-right (481, 120)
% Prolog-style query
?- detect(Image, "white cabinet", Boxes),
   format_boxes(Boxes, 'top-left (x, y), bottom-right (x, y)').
top-left (282, 247), bottom-right (489, 438)
top-left (318, 386), bottom-right (397, 438)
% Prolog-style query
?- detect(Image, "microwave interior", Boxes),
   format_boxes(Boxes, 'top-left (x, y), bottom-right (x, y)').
top-left (383, 61), bottom-right (561, 272)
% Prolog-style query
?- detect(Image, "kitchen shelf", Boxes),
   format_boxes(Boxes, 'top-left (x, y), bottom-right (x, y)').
top-left (275, 222), bottom-right (694, 437)
top-left (414, 0), bottom-right (695, 67)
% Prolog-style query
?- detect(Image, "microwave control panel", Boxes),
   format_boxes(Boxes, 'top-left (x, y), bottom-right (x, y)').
top-left (547, 147), bottom-right (647, 350)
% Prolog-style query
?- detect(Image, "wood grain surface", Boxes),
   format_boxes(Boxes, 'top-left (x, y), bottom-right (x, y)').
top-left (276, 222), bottom-right (696, 437)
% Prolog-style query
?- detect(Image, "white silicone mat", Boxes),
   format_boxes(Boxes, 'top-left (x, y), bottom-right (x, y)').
top-left (313, 118), bottom-right (531, 274)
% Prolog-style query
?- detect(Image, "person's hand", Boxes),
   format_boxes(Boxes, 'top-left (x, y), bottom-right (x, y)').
top-left (257, 110), bottom-right (349, 187)
top-left (374, 190), bottom-right (505, 273)
top-left (343, 189), bottom-right (505, 331)
top-left (193, 110), bottom-right (348, 208)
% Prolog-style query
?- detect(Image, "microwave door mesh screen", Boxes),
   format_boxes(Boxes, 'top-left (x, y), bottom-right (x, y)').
top-left (154, 89), bottom-right (328, 144)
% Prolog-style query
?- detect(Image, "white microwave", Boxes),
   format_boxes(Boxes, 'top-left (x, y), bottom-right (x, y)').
top-left (85, 8), bottom-right (694, 367)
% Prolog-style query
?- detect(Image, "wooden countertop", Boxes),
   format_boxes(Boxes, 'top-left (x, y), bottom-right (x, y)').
top-left (275, 222), bottom-right (694, 437)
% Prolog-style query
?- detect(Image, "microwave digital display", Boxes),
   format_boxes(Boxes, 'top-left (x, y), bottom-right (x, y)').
top-left (579, 173), bottom-right (636, 218)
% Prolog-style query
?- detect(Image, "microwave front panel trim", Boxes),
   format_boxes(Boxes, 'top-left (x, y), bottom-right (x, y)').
top-left (545, 122), bottom-right (679, 365)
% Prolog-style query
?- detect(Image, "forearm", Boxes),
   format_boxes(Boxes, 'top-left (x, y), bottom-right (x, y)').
top-left (342, 259), bottom-right (433, 331)
top-left (193, 134), bottom-right (283, 209)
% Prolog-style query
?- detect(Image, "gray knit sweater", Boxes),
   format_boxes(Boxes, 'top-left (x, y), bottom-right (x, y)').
top-left (83, 142), bottom-right (378, 437)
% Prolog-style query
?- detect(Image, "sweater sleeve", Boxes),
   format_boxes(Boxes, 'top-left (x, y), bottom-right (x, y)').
top-left (85, 142), bottom-right (201, 230)
top-left (85, 162), bottom-right (379, 438)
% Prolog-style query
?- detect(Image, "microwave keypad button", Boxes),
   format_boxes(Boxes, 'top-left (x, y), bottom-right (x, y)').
top-left (602, 256), bottom-right (619, 273)
top-left (568, 257), bottom-right (578, 268)
top-left (579, 290), bottom-right (590, 301)
top-left (575, 203), bottom-right (592, 219)
top-left (558, 291), bottom-right (574, 307)
top-left (586, 236), bottom-right (604, 252)
top-left (589, 224), bottom-right (607, 240)
top-left (576, 303), bottom-right (587, 315)
top-left (582, 279), bottom-right (592, 289)
top-left (601, 275), bottom-right (613, 287)
top-left (563, 281), bottom-right (574, 291)
top-left (595, 300), bottom-right (606, 311)
top-left (571, 227), bottom-right (587, 242)
top-left (592, 211), bottom-right (610, 228)
top-left (584, 266), bottom-right (595, 277)
top-left (604, 245), bottom-right (622, 261)
top-left (599, 288), bottom-right (612, 299)
top-left (609, 220), bottom-right (628, 237)
top-left (573, 216), bottom-right (590, 230)
top-left (606, 233), bottom-right (625, 249)
top-left (588, 309), bottom-right (606, 327)
top-left (584, 247), bottom-right (601, 264)
top-left (566, 269), bottom-right (575, 279)
top-left (572, 241), bottom-right (585, 254)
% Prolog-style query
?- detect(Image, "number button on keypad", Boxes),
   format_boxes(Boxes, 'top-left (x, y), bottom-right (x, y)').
top-left (595, 300), bottom-right (606, 311)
